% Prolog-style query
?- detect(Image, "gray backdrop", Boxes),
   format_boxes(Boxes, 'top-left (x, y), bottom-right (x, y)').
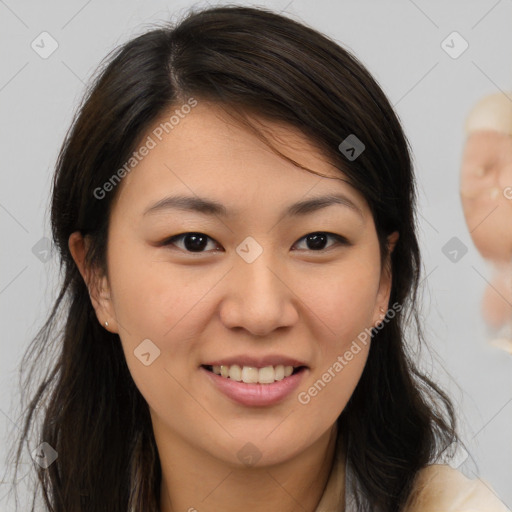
top-left (1, 0), bottom-right (511, 509)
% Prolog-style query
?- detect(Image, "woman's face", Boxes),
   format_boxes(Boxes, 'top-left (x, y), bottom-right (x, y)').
top-left (79, 101), bottom-right (395, 467)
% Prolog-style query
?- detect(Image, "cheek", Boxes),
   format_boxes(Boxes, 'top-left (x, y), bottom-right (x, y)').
top-left (105, 245), bottom-right (205, 416)
top-left (289, 258), bottom-right (378, 428)
top-left (295, 255), bottom-right (381, 344)
top-left (107, 239), bottom-right (208, 336)
top-left (297, 331), bottom-right (370, 436)
top-left (106, 241), bottom-right (230, 395)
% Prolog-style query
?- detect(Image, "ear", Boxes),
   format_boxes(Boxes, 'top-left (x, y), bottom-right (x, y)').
top-left (373, 231), bottom-right (399, 326)
top-left (68, 231), bottom-right (118, 333)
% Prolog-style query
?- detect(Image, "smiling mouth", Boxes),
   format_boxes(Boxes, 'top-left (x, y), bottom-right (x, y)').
top-left (202, 364), bottom-right (306, 385)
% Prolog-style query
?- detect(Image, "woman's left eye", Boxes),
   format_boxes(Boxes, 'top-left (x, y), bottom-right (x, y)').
top-left (160, 231), bottom-right (349, 253)
top-left (293, 232), bottom-right (349, 251)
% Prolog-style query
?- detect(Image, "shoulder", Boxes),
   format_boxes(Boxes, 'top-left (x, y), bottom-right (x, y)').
top-left (403, 463), bottom-right (510, 512)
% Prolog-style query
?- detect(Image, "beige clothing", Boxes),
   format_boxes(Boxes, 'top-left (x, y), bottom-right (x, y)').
top-left (314, 446), bottom-right (510, 511)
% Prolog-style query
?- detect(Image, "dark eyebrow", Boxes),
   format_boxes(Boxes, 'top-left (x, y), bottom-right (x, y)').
top-left (143, 193), bottom-right (365, 222)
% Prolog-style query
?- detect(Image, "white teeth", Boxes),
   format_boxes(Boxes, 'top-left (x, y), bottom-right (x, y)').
top-left (241, 366), bottom-right (259, 383)
top-left (210, 364), bottom-right (298, 384)
top-left (229, 364), bottom-right (242, 381)
top-left (258, 366), bottom-right (275, 384)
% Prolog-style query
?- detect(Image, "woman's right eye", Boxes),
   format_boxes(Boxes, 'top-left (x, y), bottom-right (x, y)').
top-left (161, 232), bottom-right (222, 253)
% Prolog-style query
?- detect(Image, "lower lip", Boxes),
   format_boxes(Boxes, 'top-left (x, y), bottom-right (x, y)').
top-left (201, 366), bottom-right (307, 407)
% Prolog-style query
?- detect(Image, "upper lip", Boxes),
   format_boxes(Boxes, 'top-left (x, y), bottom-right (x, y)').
top-left (202, 355), bottom-right (308, 368)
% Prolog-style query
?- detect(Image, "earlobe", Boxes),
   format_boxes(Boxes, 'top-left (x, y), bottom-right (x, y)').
top-left (383, 231), bottom-right (399, 281)
top-left (68, 231), bottom-right (118, 333)
top-left (374, 231), bottom-right (399, 326)
top-left (387, 231), bottom-right (399, 255)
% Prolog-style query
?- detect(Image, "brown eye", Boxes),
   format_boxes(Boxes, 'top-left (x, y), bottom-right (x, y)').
top-left (293, 232), bottom-right (349, 251)
top-left (162, 232), bottom-right (221, 253)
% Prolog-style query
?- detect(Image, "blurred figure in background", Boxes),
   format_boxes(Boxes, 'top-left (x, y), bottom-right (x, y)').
top-left (460, 91), bottom-right (512, 354)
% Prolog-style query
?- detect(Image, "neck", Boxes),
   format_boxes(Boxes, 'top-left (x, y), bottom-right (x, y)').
top-left (156, 422), bottom-right (342, 512)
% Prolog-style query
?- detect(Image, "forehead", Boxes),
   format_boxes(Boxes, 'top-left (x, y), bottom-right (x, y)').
top-left (111, 101), bottom-right (368, 218)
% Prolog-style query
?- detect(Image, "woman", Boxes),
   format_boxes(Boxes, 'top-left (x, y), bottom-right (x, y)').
top-left (12, 5), bottom-right (509, 511)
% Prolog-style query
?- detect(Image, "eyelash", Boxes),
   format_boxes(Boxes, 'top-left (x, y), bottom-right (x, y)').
top-left (159, 231), bottom-right (350, 254)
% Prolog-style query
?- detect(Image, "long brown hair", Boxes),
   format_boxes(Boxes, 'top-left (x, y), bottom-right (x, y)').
top-left (10, 5), bottom-right (457, 511)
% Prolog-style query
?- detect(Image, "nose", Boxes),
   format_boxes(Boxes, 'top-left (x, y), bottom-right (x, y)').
top-left (219, 248), bottom-right (299, 337)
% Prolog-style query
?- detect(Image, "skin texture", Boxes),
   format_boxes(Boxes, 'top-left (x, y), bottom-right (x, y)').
top-left (460, 130), bottom-right (512, 332)
top-left (69, 101), bottom-right (398, 512)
